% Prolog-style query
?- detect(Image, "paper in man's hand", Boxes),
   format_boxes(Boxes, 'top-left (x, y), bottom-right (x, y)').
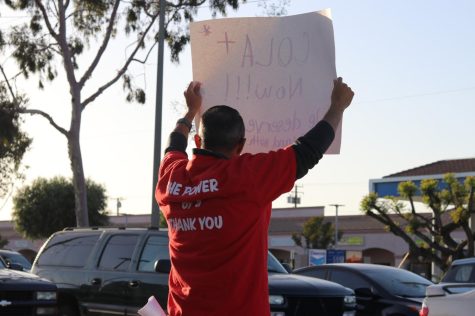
top-left (190, 10), bottom-right (341, 154)
top-left (138, 296), bottom-right (167, 316)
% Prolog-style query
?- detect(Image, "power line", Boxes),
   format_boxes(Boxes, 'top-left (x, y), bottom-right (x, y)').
top-left (359, 86), bottom-right (475, 104)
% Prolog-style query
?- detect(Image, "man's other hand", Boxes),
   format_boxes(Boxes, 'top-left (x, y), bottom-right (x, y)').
top-left (184, 81), bottom-right (202, 117)
top-left (322, 77), bottom-right (354, 131)
top-left (330, 77), bottom-right (354, 113)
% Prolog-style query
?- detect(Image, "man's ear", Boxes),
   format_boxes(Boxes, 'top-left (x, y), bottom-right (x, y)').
top-left (236, 138), bottom-right (246, 155)
top-left (194, 134), bottom-right (202, 148)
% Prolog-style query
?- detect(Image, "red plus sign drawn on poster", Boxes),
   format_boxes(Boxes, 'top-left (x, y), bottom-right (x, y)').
top-left (217, 32), bottom-right (235, 55)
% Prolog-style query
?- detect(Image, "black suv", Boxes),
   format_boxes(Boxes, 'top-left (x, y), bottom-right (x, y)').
top-left (32, 227), bottom-right (355, 316)
top-left (0, 254), bottom-right (58, 315)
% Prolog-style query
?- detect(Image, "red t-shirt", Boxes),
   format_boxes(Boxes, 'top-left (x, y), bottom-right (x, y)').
top-left (155, 147), bottom-right (296, 316)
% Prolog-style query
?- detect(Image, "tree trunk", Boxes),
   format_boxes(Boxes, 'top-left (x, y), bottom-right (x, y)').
top-left (68, 95), bottom-right (89, 227)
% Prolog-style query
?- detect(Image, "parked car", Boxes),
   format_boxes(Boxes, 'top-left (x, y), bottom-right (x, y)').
top-left (419, 283), bottom-right (475, 316)
top-left (420, 257), bottom-right (475, 316)
top-left (293, 263), bottom-right (433, 316)
top-left (0, 253), bottom-right (58, 315)
top-left (0, 248), bottom-right (33, 272)
top-left (32, 227), bottom-right (356, 316)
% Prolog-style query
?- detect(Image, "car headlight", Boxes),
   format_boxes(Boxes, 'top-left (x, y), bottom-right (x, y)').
top-left (344, 295), bottom-right (356, 308)
top-left (36, 291), bottom-right (57, 301)
top-left (269, 295), bottom-right (285, 305)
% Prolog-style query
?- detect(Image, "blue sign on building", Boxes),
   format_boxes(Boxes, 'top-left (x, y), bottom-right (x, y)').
top-left (327, 249), bottom-right (346, 263)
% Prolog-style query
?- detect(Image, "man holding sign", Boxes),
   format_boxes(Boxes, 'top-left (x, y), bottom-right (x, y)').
top-left (155, 77), bottom-right (354, 315)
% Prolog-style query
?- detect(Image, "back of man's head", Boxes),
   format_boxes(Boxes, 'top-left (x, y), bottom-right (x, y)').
top-left (199, 105), bottom-right (245, 152)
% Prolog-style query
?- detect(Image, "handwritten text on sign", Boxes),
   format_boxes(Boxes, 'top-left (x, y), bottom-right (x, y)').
top-left (190, 10), bottom-right (341, 154)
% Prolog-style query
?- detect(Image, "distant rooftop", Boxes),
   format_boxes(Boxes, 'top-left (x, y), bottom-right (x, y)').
top-left (384, 158), bottom-right (475, 178)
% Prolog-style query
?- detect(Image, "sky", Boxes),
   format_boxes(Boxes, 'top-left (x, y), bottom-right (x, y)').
top-left (1, 0), bottom-right (475, 221)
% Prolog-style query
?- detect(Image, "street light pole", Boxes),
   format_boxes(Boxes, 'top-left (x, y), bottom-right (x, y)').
top-left (329, 204), bottom-right (344, 247)
top-left (151, 0), bottom-right (166, 227)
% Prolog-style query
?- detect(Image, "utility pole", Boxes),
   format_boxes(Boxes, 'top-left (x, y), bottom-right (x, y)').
top-left (287, 185), bottom-right (303, 208)
top-left (151, 0), bottom-right (166, 227)
top-left (116, 198), bottom-right (122, 216)
top-left (109, 197), bottom-right (124, 216)
top-left (329, 204), bottom-right (344, 247)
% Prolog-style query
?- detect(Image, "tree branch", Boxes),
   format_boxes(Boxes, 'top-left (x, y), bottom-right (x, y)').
top-left (81, 13), bottom-right (159, 109)
top-left (408, 194), bottom-right (434, 227)
top-left (468, 181), bottom-right (474, 214)
top-left (78, 0), bottom-right (121, 88)
top-left (132, 40), bottom-right (158, 64)
top-left (411, 228), bottom-right (450, 256)
top-left (0, 65), bottom-right (20, 103)
top-left (366, 209), bottom-right (418, 248)
top-left (34, 0), bottom-right (59, 40)
top-left (367, 206), bottom-right (449, 258)
top-left (166, 0), bottom-right (207, 9)
top-left (56, 0), bottom-right (78, 88)
top-left (49, 0), bottom-right (59, 18)
top-left (19, 108), bottom-right (68, 136)
top-left (461, 221), bottom-right (474, 257)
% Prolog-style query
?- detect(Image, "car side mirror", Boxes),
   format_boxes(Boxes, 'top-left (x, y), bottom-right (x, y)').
top-left (154, 259), bottom-right (171, 274)
top-left (354, 287), bottom-right (375, 298)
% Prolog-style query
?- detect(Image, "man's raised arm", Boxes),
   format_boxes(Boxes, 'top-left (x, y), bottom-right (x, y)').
top-left (293, 77), bottom-right (355, 179)
top-left (164, 81), bottom-right (202, 154)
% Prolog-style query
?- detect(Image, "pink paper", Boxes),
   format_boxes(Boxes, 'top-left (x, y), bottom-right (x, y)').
top-left (138, 296), bottom-right (167, 316)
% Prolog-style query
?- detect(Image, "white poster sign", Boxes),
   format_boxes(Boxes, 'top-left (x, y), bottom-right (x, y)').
top-left (190, 10), bottom-right (340, 154)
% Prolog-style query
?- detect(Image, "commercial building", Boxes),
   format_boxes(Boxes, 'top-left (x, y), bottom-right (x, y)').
top-left (1, 158), bottom-right (473, 279)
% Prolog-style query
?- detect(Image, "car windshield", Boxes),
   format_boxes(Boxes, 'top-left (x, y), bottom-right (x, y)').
top-left (442, 263), bottom-right (475, 283)
top-left (267, 252), bottom-right (287, 274)
top-left (365, 268), bottom-right (432, 298)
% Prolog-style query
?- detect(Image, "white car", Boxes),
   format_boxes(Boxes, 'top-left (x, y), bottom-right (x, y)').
top-left (420, 258), bottom-right (475, 316)
top-left (420, 283), bottom-right (475, 316)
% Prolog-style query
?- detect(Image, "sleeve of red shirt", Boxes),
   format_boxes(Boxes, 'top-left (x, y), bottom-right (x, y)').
top-left (241, 146), bottom-right (297, 204)
top-left (155, 151), bottom-right (188, 206)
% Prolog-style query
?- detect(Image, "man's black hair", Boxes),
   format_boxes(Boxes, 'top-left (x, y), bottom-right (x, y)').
top-left (200, 105), bottom-right (245, 152)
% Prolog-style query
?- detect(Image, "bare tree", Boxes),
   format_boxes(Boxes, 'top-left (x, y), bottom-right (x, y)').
top-left (1, 0), bottom-right (246, 227)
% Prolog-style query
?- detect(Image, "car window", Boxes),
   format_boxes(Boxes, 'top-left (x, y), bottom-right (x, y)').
top-left (329, 270), bottom-right (371, 290)
top-left (365, 268), bottom-right (431, 298)
top-left (2, 252), bottom-right (32, 270)
top-left (138, 235), bottom-right (170, 272)
top-left (98, 234), bottom-right (139, 271)
top-left (37, 233), bottom-right (100, 267)
top-left (0, 258), bottom-right (5, 268)
top-left (443, 264), bottom-right (475, 283)
top-left (445, 285), bottom-right (475, 294)
top-left (267, 251), bottom-right (288, 274)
